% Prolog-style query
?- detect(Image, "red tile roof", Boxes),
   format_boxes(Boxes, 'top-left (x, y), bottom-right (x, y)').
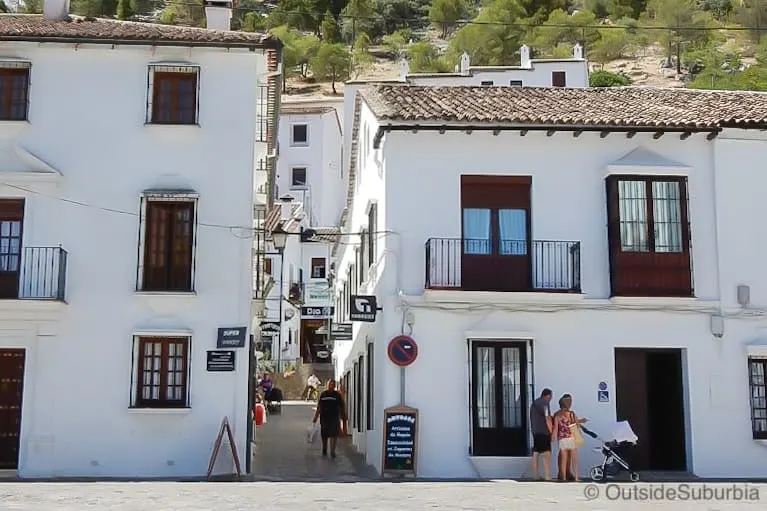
top-left (0, 14), bottom-right (276, 48)
top-left (359, 85), bottom-right (767, 129)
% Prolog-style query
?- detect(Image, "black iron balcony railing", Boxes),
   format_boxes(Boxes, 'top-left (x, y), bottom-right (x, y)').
top-left (425, 238), bottom-right (581, 293)
top-left (0, 246), bottom-right (68, 301)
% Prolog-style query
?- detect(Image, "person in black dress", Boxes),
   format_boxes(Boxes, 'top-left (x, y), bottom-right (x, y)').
top-left (312, 379), bottom-right (347, 458)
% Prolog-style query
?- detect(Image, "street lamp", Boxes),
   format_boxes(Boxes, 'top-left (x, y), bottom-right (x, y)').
top-left (271, 225), bottom-right (288, 373)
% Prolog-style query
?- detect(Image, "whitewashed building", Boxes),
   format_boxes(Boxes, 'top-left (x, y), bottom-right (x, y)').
top-left (332, 84), bottom-right (767, 479)
top-left (257, 99), bottom-right (343, 370)
top-left (0, 6), bottom-right (280, 478)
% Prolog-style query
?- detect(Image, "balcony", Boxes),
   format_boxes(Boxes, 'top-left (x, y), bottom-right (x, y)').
top-left (609, 250), bottom-right (693, 297)
top-left (425, 238), bottom-right (580, 293)
top-left (0, 246), bottom-right (67, 301)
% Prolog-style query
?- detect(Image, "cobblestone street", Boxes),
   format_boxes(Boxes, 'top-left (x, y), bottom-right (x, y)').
top-left (251, 401), bottom-right (377, 481)
top-left (1, 481), bottom-right (765, 510)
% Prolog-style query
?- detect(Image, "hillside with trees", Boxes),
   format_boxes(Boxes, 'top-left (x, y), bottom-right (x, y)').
top-left (28, 0), bottom-right (767, 94)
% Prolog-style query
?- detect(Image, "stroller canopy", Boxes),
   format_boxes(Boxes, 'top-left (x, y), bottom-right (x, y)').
top-left (610, 421), bottom-right (638, 444)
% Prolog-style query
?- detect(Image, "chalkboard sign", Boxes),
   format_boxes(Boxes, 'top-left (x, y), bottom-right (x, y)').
top-left (382, 406), bottom-right (418, 476)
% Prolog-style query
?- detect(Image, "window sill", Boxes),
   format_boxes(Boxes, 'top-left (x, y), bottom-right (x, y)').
top-left (753, 439), bottom-right (767, 446)
top-left (144, 123), bottom-right (201, 128)
top-left (290, 143), bottom-right (309, 147)
top-left (128, 407), bottom-right (192, 415)
top-left (135, 291), bottom-right (197, 296)
top-left (0, 119), bottom-right (29, 124)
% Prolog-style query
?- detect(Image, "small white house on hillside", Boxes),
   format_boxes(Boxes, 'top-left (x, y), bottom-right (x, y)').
top-left (0, 6), bottom-right (279, 478)
top-left (332, 84), bottom-right (767, 479)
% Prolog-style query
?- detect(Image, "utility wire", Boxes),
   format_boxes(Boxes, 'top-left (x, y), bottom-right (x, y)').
top-left (132, 1), bottom-right (767, 32)
top-left (1, 181), bottom-right (392, 242)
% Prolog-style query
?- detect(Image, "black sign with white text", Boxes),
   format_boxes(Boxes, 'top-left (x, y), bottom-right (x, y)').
top-left (216, 327), bottom-right (247, 348)
top-left (301, 306), bottom-right (335, 318)
top-left (331, 323), bottom-right (353, 340)
top-left (207, 350), bottom-right (236, 372)
top-left (350, 295), bottom-right (377, 322)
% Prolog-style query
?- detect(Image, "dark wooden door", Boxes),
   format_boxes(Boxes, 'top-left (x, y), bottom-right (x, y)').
top-left (0, 349), bottom-right (25, 469)
top-left (471, 341), bottom-right (528, 456)
top-left (0, 200), bottom-right (24, 299)
top-left (461, 176), bottom-right (531, 292)
top-left (615, 348), bottom-right (687, 471)
top-left (615, 349), bottom-right (650, 470)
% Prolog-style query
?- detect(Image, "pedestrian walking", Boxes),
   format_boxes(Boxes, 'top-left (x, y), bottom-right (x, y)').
top-left (312, 379), bottom-right (347, 458)
top-left (529, 388), bottom-right (553, 480)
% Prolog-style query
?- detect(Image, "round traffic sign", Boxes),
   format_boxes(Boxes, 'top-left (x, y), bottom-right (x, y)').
top-left (387, 335), bottom-right (418, 367)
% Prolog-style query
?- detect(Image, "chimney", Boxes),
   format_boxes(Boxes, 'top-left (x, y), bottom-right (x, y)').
top-left (44, 0), bottom-right (70, 20)
top-left (204, 0), bottom-right (232, 31)
top-left (399, 58), bottom-right (409, 81)
top-left (573, 43), bottom-right (583, 59)
top-left (459, 52), bottom-right (470, 76)
top-left (279, 195), bottom-right (294, 221)
top-left (520, 45), bottom-right (531, 67)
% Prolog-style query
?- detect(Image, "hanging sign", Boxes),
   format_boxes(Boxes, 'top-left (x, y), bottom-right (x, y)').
top-left (217, 327), bottom-right (247, 348)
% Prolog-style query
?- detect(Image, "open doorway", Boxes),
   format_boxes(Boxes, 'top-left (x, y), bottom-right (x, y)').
top-left (614, 348), bottom-right (687, 471)
top-left (300, 319), bottom-right (332, 364)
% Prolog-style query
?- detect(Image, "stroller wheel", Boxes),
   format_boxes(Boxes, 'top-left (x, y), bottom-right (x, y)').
top-left (590, 467), bottom-right (604, 481)
top-left (630, 472), bottom-right (640, 482)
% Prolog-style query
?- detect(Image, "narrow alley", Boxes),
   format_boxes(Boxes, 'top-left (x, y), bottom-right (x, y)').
top-left (251, 401), bottom-right (377, 481)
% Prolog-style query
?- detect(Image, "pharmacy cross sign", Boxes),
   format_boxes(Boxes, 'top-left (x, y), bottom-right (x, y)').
top-left (387, 335), bottom-right (418, 368)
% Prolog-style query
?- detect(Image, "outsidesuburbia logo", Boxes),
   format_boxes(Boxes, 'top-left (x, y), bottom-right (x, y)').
top-left (583, 483), bottom-right (761, 502)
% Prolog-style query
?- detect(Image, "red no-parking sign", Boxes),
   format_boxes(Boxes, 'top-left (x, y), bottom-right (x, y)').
top-left (387, 335), bottom-right (418, 367)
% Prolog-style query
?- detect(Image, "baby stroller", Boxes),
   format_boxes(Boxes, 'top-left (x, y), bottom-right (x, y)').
top-left (582, 420), bottom-right (640, 482)
top-left (265, 387), bottom-right (283, 414)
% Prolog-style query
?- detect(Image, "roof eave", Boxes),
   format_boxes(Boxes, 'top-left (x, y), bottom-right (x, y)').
top-left (0, 34), bottom-right (281, 50)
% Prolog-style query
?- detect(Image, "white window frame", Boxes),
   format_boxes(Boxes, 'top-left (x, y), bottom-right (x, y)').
top-left (135, 190), bottom-right (199, 294)
top-left (146, 63), bottom-right (201, 125)
top-left (291, 123), bottom-right (309, 146)
top-left (129, 332), bottom-right (193, 410)
top-left (291, 166), bottom-right (308, 188)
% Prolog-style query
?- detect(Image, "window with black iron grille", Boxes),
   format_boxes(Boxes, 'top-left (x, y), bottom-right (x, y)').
top-left (140, 199), bottom-right (196, 292)
top-left (0, 62), bottom-right (30, 121)
top-left (367, 204), bottom-right (377, 270)
top-left (359, 229), bottom-right (368, 281)
top-left (552, 71), bottom-right (566, 87)
top-left (510, 80), bottom-right (523, 86)
top-left (749, 358), bottom-right (767, 439)
top-left (147, 65), bottom-right (199, 125)
top-left (366, 342), bottom-right (373, 430)
top-left (480, 80), bottom-right (493, 86)
top-left (133, 336), bottom-right (190, 408)
top-left (357, 355), bottom-right (364, 433)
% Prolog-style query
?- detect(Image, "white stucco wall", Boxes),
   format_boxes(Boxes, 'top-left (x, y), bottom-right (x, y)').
top-left (276, 111), bottom-right (343, 227)
top-left (334, 109), bottom-right (767, 479)
top-left (0, 42), bottom-right (268, 478)
top-left (408, 60), bottom-right (589, 88)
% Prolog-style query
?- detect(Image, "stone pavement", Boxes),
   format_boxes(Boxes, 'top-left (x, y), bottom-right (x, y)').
top-left (251, 400), bottom-right (377, 481)
top-left (0, 481), bottom-right (765, 510)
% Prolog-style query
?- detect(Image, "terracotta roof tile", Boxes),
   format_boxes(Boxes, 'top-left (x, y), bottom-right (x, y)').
top-left (281, 105), bottom-right (336, 115)
top-left (0, 14), bottom-right (276, 47)
top-left (359, 85), bottom-right (767, 129)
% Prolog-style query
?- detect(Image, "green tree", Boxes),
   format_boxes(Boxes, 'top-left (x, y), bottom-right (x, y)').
top-left (645, 0), bottom-right (720, 74)
top-left (310, 42), bottom-right (352, 93)
top-left (242, 12), bottom-right (267, 32)
top-left (352, 33), bottom-right (375, 78)
top-left (116, 0), bottom-right (134, 20)
top-left (429, 0), bottom-right (469, 38)
top-left (382, 30), bottom-right (410, 57)
top-left (72, 0), bottom-right (118, 17)
top-left (448, 0), bottom-right (528, 65)
top-left (341, 0), bottom-right (375, 42)
top-left (531, 9), bottom-right (601, 56)
top-left (159, 0), bottom-right (205, 27)
top-left (321, 10), bottom-right (341, 41)
top-left (21, 0), bottom-right (42, 12)
top-left (590, 69), bottom-right (632, 86)
top-left (407, 41), bottom-right (452, 72)
top-left (519, 0), bottom-right (572, 19)
top-left (589, 26), bottom-right (634, 67)
top-left (736, 0), bottom-right (767, 43)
